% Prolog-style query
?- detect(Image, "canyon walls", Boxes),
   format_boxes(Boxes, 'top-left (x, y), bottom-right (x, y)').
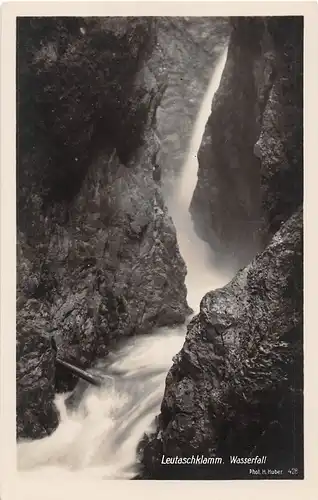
top-left (140, 16), bottom-right (303, 479)
top-left (17, 16), bottom-right (303, 472)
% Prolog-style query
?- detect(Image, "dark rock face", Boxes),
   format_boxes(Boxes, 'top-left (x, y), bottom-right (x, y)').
top-left (139, 208), bottom-right (303, 479)
top-left (257, 17), bottom-right (303, 243)
top-left (17, 17), bottom-right (193, 439)
top-left (190, 16), bottom-right (303, 269)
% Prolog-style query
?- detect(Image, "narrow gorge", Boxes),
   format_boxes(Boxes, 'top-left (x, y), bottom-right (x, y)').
top-left (16, 16), bottom-right (303, 482)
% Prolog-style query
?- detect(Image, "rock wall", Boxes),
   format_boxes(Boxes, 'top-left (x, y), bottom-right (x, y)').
top-left (140, 207), bottom-right (303, 479)
top-left (190, 17), bottom-right (303, 269)
top-left (16, 17), bottom-right (194, 439)
top-left (139, 17), bottom-right (303, 479)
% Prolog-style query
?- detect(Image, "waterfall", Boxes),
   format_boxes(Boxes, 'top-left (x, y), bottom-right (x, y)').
top-left (17, 48), bottom-right (229, 488)
top-left (165, 47), bottom-right (229, 310)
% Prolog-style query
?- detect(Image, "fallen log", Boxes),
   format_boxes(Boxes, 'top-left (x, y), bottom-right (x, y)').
top-left (55, 357), bottom-right (103, 388)
top-left (51, 336), bottom-right (103, 388)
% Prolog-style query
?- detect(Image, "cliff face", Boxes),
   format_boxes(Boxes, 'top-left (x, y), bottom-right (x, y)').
top-left (140, 208), bottom-right (303, 479)
top-left (17, 17), bottom-right (193, 439)
top-left (139, 17), bottom-right (303, 479)
top-left (190, 17), bottom-right (303, 269)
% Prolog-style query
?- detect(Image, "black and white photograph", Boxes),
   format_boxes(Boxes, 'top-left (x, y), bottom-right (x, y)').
top-left (3, 1), bottom-right (309, 489)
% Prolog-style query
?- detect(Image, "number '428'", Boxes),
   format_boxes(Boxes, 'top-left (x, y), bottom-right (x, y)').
top-left (288, 468), bottom-right (298, 475)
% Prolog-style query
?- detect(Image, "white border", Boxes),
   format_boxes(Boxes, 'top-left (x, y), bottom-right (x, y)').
top-left (1, 2), bottom-right (318, 499)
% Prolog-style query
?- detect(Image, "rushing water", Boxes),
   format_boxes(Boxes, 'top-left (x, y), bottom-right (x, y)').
top-left (17, 48), bottom-right (229, 482)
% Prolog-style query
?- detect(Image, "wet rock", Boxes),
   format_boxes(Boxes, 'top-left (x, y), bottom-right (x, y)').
top-left (139, 208), bottom-right (303, 479)
top-left (17, 311), bottom-right (59, 439)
